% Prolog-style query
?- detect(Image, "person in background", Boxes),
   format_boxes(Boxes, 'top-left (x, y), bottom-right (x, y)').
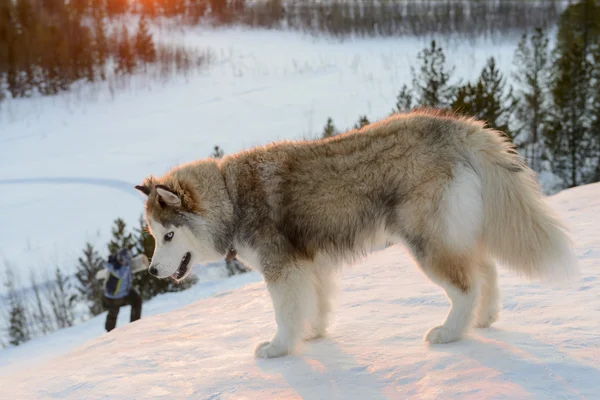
top-left (95, 248), bottom-right (149, 332)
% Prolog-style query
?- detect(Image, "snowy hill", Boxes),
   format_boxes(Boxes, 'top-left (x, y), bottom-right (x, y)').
top-left (1, 182), bottom-right (599, 399)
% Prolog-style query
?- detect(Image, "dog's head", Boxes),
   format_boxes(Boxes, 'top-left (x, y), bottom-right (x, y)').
top-left (135, 164), bottom-right (231, 282)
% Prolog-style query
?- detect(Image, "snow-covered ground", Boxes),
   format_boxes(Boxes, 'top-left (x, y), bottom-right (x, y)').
top-left (1, 181), bottom-right (599, 399)
top-left (0, 26), bottom-right (527, 283)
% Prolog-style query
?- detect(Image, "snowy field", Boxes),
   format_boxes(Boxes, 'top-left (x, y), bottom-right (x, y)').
top-left (1, 181), bottom-right (599, 399)
top-left (0, 26), bottom-right (528, 283)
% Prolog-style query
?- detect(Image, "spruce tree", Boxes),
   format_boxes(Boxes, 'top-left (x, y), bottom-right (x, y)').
top-left (592, 36), bottom-right (600, 182)
top-left (106, 0), bottom-right (127, 16)
top-left (512, 27), bottom-right (552, 172)
top-left (47, 267), bottom-right (76, 329)
top-left (211, 145), bottom-right (225, 158)
top-left (29, 270), bottom-right (54, 335)
top-left (115, 24), bottom-right (136, 75)
top-left (395, 84), bottom-right (414, 113)
top-left (411, 39), bottom-right (457, 108)
top-left (545, 0), bottom-right (599, 188)
top-left (4, 266), bottom-right (31, 346)
top-left (354, 115), bottom-right (370, 129)
top-left (75, 243), bottom-right (106, 317)
top-left (134, 17), bottom-right (156, 66)
top-left (93, 9), bottom-right (108, 80)
top-left (108, 218), bottom-right (136, 254)
top-left (322, 117), bottom-right (337, 138)
top-left (451, 57), bottom-right (518, 139)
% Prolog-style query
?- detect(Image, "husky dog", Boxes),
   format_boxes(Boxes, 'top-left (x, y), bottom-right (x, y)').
top-left (135, 109), bottom-right (578, 359)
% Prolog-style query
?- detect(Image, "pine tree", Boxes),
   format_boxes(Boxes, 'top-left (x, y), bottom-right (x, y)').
top-left (46, 267), bottom-right (77, 329)
top-left (512, 27), bottom-right (552, 172)
top-left (141, 0), bottom-right (157, 18)
top-left (209, 0), bottom-right (228, 22)
top-left (395, 84), bottom-right (414, 113)
top-left (592, 35), bottom-right (600, 182)
top-left (29, 270), bottom-right (54, 335)
top-left (545, 0), bottom-right (600, 188)
top-left (106, 0), bottom-right (127, 16)
top-left (354, 115), bottom-right (370, 129)
top-left (115, 24), bottom-right (136, 75)
top-left (108, 218), bottom-right (136, 254)
top-left (451, 57), bottom-right (518, 139)
top-left (92, 10), bottom-right (108, 80)
top-left (322, 117), bottom-right (337, 138)
top-left (411, 40), bottom-right (457, 108)
top-left (134, 17), bottom-right (156, 67)
top-left (4, 266), bottom-right (31, 346)
top-left (74, 243), bottom-right (106, 317)
top-left (211, 145), bottom-right (225, 158)
top-left (188, 0), bottom-right (207, 23)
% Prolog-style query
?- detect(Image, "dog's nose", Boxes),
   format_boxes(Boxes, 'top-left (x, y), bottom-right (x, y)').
top-left (148, 266), bottom-right (158, 276)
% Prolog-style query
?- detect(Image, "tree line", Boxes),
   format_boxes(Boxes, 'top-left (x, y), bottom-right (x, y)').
top-left (0, 0), bottom-right (209, 103)
top-left (60, 0), bottom-right (564, 39)
top-left (0, 0), bottom-right (569, 105)
top-left (321, 0), bottom-right (600, 191)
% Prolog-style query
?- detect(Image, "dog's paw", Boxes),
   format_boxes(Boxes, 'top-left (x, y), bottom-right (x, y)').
top-left (304, 331), bottom-right (326, 342)
top-left (304, 325), bottom-right (327, 342)
top-left (424, 325), bottom-right (461, 344)
top-left (254, 341), bottom-right (289, 359)
top-left (474, 309), bottom-right (499, 329)
top-left (474, 313), bottom-right (498, 329)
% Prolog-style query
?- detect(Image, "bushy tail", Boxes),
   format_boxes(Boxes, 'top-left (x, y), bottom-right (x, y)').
top-left (470, 128), bottom-right (579, 282)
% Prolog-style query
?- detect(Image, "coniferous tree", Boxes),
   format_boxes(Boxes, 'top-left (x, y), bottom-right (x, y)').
top-left (188, 0), bottom-right (207, 23)
top-left (354, 115), bottom-right (370, 129)
top-left (135, 17), bottom-right (157, 67)
top-left (115, 24), bottom-right (136, 75)
top-left (106, 0), bottom-right (127, 16)
top-left (29, 270), bottom-right (54, 335)
top-left (451, 57), bottom-right (518, 139)
top-left (4, 266), bottom-right (31, 346)
top-left (411, 40), bottom-right (457, 108)
top-left (209, 0), bottom-right (228, 22)
top-left (141, 0), bottom-right (157, 18)
top-left (512, 27), bottom-right (552, 172)
top-left (46, 267), bottom-right (77, 329)
top-left (322, 117), bottom-right (337, 138)
top-left (592, 36), bottom-right (600, 182)
top-left (395, 84), bottom-right (414, 113)
top-left (211, 145), bottom-right (225, 158)
top-left (108, 218), bottom-right (136, 254)
top-left (75, 243), bottom-right (106, 317)
top-left (545, 0), bottom-right (600, 188)
top-left (93, 10), bottom-right (109, 80)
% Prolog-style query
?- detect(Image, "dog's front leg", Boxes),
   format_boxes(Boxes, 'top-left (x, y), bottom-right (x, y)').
top-left (255, 266), bottom-right (316, 359)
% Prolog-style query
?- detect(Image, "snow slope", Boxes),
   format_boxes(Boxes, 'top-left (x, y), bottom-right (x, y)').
top-left (1, 182), bottom-right (598, 399)
top-left (0, 26), bottom-right (526, 282)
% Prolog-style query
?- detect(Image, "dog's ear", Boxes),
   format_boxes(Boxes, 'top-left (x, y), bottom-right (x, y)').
top-left (134, 184), bottom-right (151, 197)
top-left (155, 184), bottom-right (182, 208)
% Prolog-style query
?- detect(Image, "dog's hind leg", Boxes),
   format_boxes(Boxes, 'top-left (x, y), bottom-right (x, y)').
top-left (255, 266), bottom-right (317, 358)
top-left (474, 257), bottom-right (500, 328)
top-left (418, 248), bottom-right (480, 344)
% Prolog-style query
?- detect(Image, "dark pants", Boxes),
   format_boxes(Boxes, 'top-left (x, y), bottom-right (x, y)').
top-left (103, 289), bottom-right (142, 332)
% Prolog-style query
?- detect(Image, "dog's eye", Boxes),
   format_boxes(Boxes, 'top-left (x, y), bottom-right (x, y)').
top-left (164, 232), bottom-right (174, 241)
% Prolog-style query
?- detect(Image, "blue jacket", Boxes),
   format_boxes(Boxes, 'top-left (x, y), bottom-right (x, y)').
top-left (104, 259), bottom-right (133, 299)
